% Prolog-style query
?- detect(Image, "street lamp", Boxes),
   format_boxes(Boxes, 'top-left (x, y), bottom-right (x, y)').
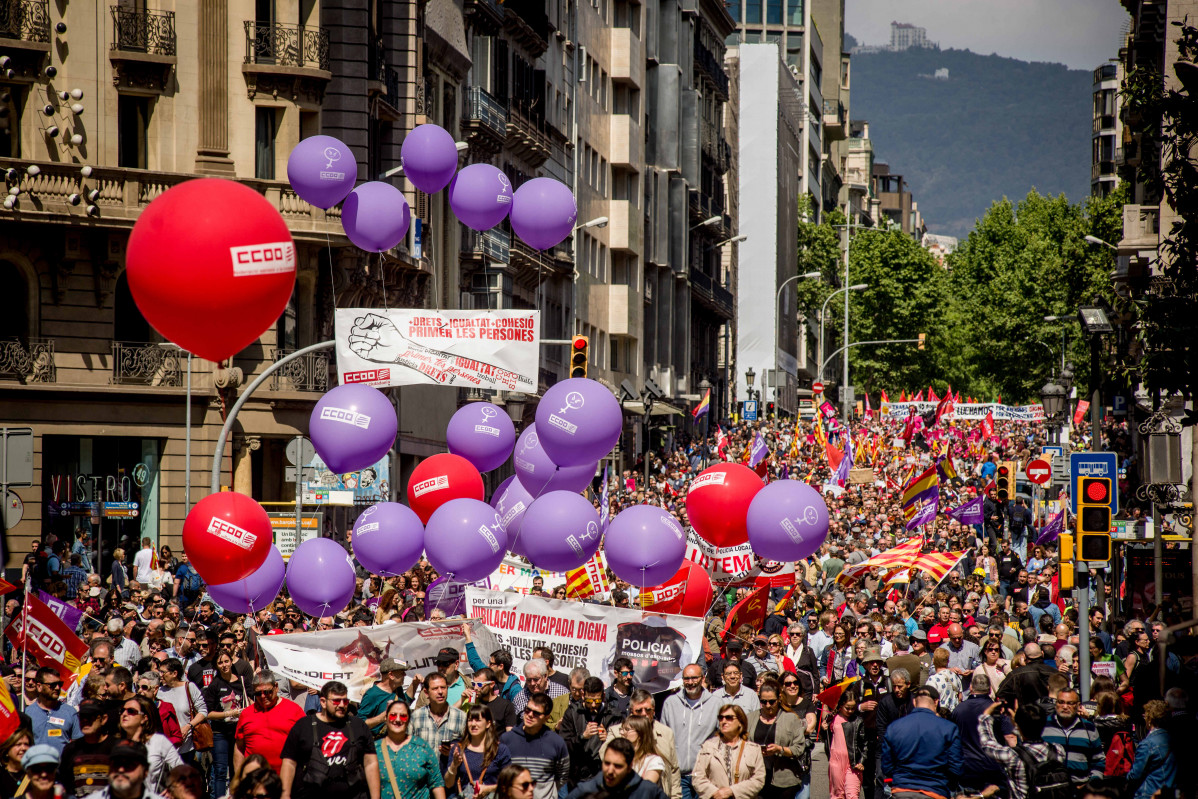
top-left (1084, 234), bottom-right (1117, 251)
top-left (818, 284), bottom-right (868, 387)
top-left (574, 216), bottom-right (608, 231)
top-left (1043, 315), bottom-right (1072, 372)
top-left (773, 271), bottom-right (822, 410)
top-left (1040, 380), bottom-right (1066, 444)
top-left (504, 392), bottom-right (528, 428)
top-left (158, 342), bottom-right (193, 511)
top-left (712, 234), bottom-right (748, 247)
top-left (744, 367), bottom-right (758, 403)
top-left (690, 215), bottom-right (722, 231)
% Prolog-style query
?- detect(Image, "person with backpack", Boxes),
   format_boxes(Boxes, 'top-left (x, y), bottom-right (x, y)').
top-left (1040, 689), bottom-right (1104, 786)
top-left (173, 552), bottom-right (204, 607)
top-left (977, 700), bottom-right (1070, 799)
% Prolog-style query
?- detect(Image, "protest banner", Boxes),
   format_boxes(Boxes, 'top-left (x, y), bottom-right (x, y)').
top-left (465, 588), bottom-right (703, 693)
top-left (684, 531), bottom-right (795, 587)
top-left (878, 401), bottom-right (1044, 422)
top-left (36, 590), bottom-right (83, 632)
top-left (257, 619), bottom-right (499, 702)
top-left (482, 556), bottom-right (566, 595)
top-left (335, 309), bottom-right (539, 392)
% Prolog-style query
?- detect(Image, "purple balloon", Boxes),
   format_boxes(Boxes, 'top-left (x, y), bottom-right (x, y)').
top-left (510, 178), bottom-right (578, 250)
top-left (352, 502), bottom-right (425, 577)
top-left (746, 480), bottom-right (830, 561)
top-left (401, 124), bottom-right (459, 195)
top-left (513, 424), bottom-right (597, 496)
top-left (207, 546), bottom-right (285, 614)
top-left (535, 378), bottom-right (623, 467)
top-left (342, 181), bottom-right (411, 252)
top-left (447, 402), bottom-right (516, 472)
top-left (286, 538), bottom-right (357, 618)
top-left (287, 135), bottom-right (357, 209)
top-left (490, 476), bottom-right (534, 557)
top-left (448, 164), bottom-right (512, 231)
top-left (603, 504), bottom-right (687, 587)
top-left (425, 498), bottom-right (508, 582)
top-left (521, 491), bottom-right (601, 572)
top-left (310, 383), bottom-right (397, 474)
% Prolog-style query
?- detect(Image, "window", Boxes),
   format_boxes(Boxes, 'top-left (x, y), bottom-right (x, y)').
top-left (278, 287), bottom-right (297, 350)
top-left (787, 0), bottom-right (803, 24)
top-left (0, 261), bottom-right (31, 340)
top-left (0, 88), bottom-right (20, 158)
top-left (767, 0), bottom-right (782, 23)
top-left (746, 0), bottom-right (761, 24)
top-left (599, 157), bottom-right (607, 196)
top-left (118, 95), bottom-right (150, 169)
top-left (113, 273), bottom-right (153, 343)
top-left (255, 107), bottom-right (278, 179)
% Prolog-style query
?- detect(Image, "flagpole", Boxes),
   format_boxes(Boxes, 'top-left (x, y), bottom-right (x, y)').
top-left (19, 595), bottom-right (27, 709)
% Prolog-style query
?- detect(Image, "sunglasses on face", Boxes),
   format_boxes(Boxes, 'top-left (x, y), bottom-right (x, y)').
top-left (41, 681), bottom-right (62, 690)
top-left (326, 697), bottom-right (350, 706)
top-left (782, 680), bottom-right (798, 687)
top-left (523, 708), bottom-right (546, 718)
top-left (718, 714), bottom-right (738, 721)
top-left (387, 713), bottom-right (409, 722)
top-left (515, 781), bottom-right (536, 791)
top-left (760, 699), bottom-right (778, 706)
top-left (122, 708), bottom-right (142, 716)
top-left (618, 670), bottom-right (633, 676)
top-left (472, 681), bottom-right (493, 690)
top-left (254, 689), bottom-right (275, 698)
top-left (110, 759), bottom-right (143, 772)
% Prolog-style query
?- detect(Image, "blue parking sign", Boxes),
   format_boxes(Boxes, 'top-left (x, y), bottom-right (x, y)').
top-left (744, 400), bottom-right (758, 421)
top-left (1069, 452), bottom-right (1118, 514)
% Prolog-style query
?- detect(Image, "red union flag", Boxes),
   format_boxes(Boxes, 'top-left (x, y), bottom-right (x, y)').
top-left (6, 595), bottom-right (88, 683)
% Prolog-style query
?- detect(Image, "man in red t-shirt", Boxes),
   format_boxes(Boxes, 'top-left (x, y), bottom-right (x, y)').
top-left (234, 672), bottom-right (306, 773)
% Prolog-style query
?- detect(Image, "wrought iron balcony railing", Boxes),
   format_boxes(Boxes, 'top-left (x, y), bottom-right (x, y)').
top-left (244, 21), bottom-right (330, 70)
top-left (111, 342), bottom-right (181, 386)
top-left (463, 86), bottom-right (509, 140)
top-left (111, 6), bottom-right (176, 56)
top-left (0, 0), bottom-right (49, 44)
top-left (0, 338), bottom-right (54, 383)
top-left (270, 348), bottom-right (331, 392)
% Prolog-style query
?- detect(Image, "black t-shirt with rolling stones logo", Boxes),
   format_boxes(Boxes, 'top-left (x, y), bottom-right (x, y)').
top-left (280, 714), bottom-right (373, 799)
top-left (610, 621), bottom-right (692, 693)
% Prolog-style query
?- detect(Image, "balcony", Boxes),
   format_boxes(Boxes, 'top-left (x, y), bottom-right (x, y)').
top-left (464, 0), bottom-right (505, 33)
top-left (501, 0), bottom-right (549, 58)
top-left (0, 338), bottom-right (55, 384)
top-left (242, 21), bottom-right (332, 103)
top-left (461, 86), bottom-right (508, 157)
top-left (1091, 160), bottom-right (1116, 180)
top-left (270, 348), bottom-right (330, 392)
top-left (610, 27), bottom-right (644, 88)
top-left (509, 239), bottom-right (573, 286)
top-left (609, 200), bottom-right (642, 253)
top-left (112, 342), bottom-right (182, 387)
top-left (822, 99), bottom-right (847, 141)
top-left (688, 266), bottom-right (734, 319)
top-left (610, 114), bottom-right (642, 167)
top-left (461, 227), bottom-right (511, 265)
top-left (0, 0), bottom-right (49, 80)
top-left (506, 99), bottom-right (553, 168)
top-left (110, 7), bottom-right (177, 94)
top-left (693, 37), bottom-right (729, 100)
top-left (1120, 203), bottom-right (1160, 250)
top-left (367, 39), bottom-right (401, 119)
top-left (589, 284), bottom-right (637, 337)
top-left (700, 119), bottom-right (730, 174)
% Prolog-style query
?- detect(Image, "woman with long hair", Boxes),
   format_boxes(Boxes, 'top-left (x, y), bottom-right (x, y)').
top-left (1026, 545), bottom-right (1048, 574)
top-left (232, 768), bottom-right (283, 799)
top-left (444, 705), bottom-right (511, 797)
top-left (120, 694), bottom-right (182, 792)
top-left (0, 728), bottom-right (31, 798)
top-left (111, 548), bottom-right (128, 591)
top-left (691, 704), bottom-right (766, 799)
top-left (493, 765), bottom-right (534, 799)
top-left (375, 699), bottom-right (447, 799)
top-left (826, 688), bottom-right (868, 799)
top-left (620, 714), bottom-right (664, 783)
top-left (230, 753), bottom-right (270, 795)
top-left (374, 587), bottom-right (401, 626)
top-left (202, 650), bottom-right (252, 799)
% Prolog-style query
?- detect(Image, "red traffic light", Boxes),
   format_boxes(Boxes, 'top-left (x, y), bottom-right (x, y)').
top-left (997, 466), bottom-right (1009, 477)
top-left (572, 337), bottom-right (587, 350)
top-left (1081, 477), bottom-right (1111, 503)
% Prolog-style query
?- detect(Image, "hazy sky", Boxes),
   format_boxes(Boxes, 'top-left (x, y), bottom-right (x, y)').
top-left (845, 0), bottom-right (1130, 70)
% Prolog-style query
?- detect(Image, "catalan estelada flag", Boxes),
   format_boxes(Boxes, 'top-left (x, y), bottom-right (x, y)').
top-left (692, 389), bottom-right (711, 419)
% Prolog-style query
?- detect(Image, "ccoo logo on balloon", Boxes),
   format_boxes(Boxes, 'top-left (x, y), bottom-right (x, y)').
top-left (229, 241), bottom-right (295, 277)
top-left (207, 516), bottom-right (258, 551)
top-left (319, 406), bottom-right (371, 429)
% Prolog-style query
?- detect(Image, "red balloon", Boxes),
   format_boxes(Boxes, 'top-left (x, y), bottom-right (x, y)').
top-left (406, 453), bottom-right (485, 524)
top-left (642, 560), bottom-right (715, 617)
top-left (685, 463), bottom-right (764, 547)
top-left (182, 492), bottom-right (272, 585)
top-left (125, 178), bottom-right (297, 362)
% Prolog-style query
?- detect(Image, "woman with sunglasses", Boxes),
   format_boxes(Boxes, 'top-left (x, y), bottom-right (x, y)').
top-left (376, 699), bottom-right (447, 799)
top-left (818, 623), bottom-right (854, 687)
top-left (977, 641), bottom-right (1009, 698)
top-left (445, 705), bottom-right (511, 798)
top-left (203, 650), bottom-right (252, 799)
top-left (747, 684), bottom-right (808, 799)
top-left (494, 765), bottom-right (534, 799)
top-left (120, 694), bottom-right (182, 792)
top-left (691, 704), bottom-right (766, 799)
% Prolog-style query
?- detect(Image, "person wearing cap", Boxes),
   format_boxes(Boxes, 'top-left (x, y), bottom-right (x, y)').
top-left (99, 741), bottom-right (162, 799)
top-left (879, 685), bottom-right (961, 799)
top-left (27, 666), bottom-right (80, 753)
top-left (19, 744), bottom-right (64, 799)
top-left (358, 659), bottom-right (412, 736)
top-left (60, 698), bottom-right (117, 798)
top-left (414, 648), bottom-right (469, 710)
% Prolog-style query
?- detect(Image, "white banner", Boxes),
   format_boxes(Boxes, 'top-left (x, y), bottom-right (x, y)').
top-left (685, 531), bottom-right (795, 587)
top-left (465, 588), bottom-right (703, 694)
top-left (878, 401), bottom-right (1045, 422)
top-left (334, 309), bottom-right (540, 391)
top-left (257, 619), bottom-right (499, 701)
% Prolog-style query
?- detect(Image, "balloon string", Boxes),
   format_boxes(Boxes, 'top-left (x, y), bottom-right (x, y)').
top-left (379, 252), bottom-right (389, 310)
top-left (326, 231), bottom-right (338, 309)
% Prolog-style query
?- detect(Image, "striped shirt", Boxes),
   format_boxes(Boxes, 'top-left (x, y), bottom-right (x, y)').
top-left (500, 724), bottom-right (570, 799)
top-left (513, 681), bottom-right (568, 714)
top-left (1040, 715), bottom-right (1105, 783)
top-left (977, 716), bottom-right (1066, 799)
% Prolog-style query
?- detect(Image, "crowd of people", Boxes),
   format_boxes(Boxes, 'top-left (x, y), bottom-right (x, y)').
top-left (2, 402), bottom-right (1191, 799)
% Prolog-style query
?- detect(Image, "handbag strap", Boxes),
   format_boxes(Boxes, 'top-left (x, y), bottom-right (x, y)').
top-left (382, 742), bottom-right (404, 799)
top-left (732, 740), bottom-right (745, 783)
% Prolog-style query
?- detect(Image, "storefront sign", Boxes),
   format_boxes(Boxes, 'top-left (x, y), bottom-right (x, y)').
top-left (268, 513), bottom-right (322, 559)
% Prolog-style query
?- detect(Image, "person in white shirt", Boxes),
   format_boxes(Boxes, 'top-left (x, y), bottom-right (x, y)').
top-left (807, 611), bottom-right (836, 661)
top-left (131, 538), bottom-right (155, 582)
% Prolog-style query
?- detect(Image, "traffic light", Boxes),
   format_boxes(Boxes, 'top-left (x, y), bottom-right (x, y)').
top-left (570, 335), bottom-right (589, 378)
top-left (1059, 532), bottom-right (1075, 590)
top-left (995, 462), bottom-right (1013, 502)
top-left (766, 402), bottom-right (775, 418)
top-left (917, 333), bottom-right (926, 350)
top-left (1076, 476), bottom-right (1113, 565)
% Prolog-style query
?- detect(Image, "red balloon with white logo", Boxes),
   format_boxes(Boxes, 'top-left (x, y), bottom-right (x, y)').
top-left (125, 178), bottom-right (297, 362)
top-left (182, 492), bottom-right (273, 585)
top-left (406, 453), bottom-right (485, 525)
top-left (684, 463), bottom-right (764, 548)
top-left (641, 560), bottom-right (715, 617)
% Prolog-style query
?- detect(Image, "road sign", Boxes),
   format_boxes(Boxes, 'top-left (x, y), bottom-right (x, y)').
top-left (285, 437), bottom-right (315, 467)
top-left (812, 382), bottom-right (824, 394)
top-left (1111, 394), bottom-right (1128, 416)
top-left (744, 400), bottom-right (759, 421)
top-left (1041, 445), bottom-right (1065, 459)
top-left (1, 428), bottom-right (33, 488)
top-left (1070, 452), bottom-right (1119, 514)
top-left (285, 466), bottom-right (316, 484)
top-left (1027, 458), bottom-right (1052, 486)
top-left (4, 491), bottom-right (22, 529)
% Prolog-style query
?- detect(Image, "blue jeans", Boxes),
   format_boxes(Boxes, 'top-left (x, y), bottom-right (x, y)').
top-left (681, 774), bottom-right (696, 799)
top-left (211, 730), bottom-right (233, 799)
top-left (795, 776), bottom-right (811, 799)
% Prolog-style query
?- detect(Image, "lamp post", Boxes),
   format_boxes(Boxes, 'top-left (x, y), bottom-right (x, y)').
top-left (745, 367), bottom-right (758, 403)
top-left (504, 392), bottom-right (527, 430)
top-left (1083, 234), bottom-right (1118, 251)
top-left (1043, 315), bottom-right (1072, 372)
top-left (158, 342), bottom-right (193, 511)
top-left (1078, 305), bottom-right (1113, 449)
top-left (818, 284), bottom-right (868, 389)
top-left (1040, 380), bottom-right (1066, 445)
top-left (774, 271), bottom-right (820, 411)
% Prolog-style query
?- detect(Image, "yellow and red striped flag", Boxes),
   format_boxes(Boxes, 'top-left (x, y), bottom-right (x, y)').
top-left (816, 676), bottom-right (860, 709)
top-left (565, 552), bottom-right (610, 599)
top-left (910, 550), bottom-right (968, 585)
top-left (836, 536), bottom-right (924, 586)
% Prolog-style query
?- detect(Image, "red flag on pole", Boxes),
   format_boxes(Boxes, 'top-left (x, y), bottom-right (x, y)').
top-left (6, 594), bottom-right (88, 684)
top-left (981, 411), bottom-right (995, 441)
top-left (722, 584), bottom-right (771, 645)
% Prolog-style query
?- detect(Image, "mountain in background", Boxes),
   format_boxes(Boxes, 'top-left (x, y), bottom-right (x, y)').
top-left (841, 33), bottom-right (1092, 238)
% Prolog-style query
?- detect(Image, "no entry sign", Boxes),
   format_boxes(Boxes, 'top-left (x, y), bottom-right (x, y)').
top-left (1026, 458), bottom-right (1052, 486)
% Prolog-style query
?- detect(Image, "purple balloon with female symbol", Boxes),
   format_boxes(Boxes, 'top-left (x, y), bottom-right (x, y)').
top-left (447, 402), bottom-right (516, 472)
top-left (352, 502), bottom-right (425, 577)
top-left (206, 546), bottom-right (285, 614)
top-left (341, 181), bottom-right (411, 252)
top-left (534, 378), bottom-right (623, 467)
top-left (510, 178), bottom-right (577, 250)
top-left (286, 538), bottom-right (358, 618)
top-left (447, 163), bottom-right (513, 231)
top-left (490, 475), bottom-right (534, 557)
top-left (401, 124), bottom-right (459, 195)
top-left (603, 504), bottom-right (688, 587)
top-left (520, 491), bottom-right (602, 572)
top-left (425, 498), bottom-right (508, 582)
top-left (286, 135), bottom-right (357, 209)
top-left (746, 480), bottom-right (830, 562)
top-left (309, 383), bottom-right (397, 474)
top-left (512, 423), bottom-right (596, 497)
